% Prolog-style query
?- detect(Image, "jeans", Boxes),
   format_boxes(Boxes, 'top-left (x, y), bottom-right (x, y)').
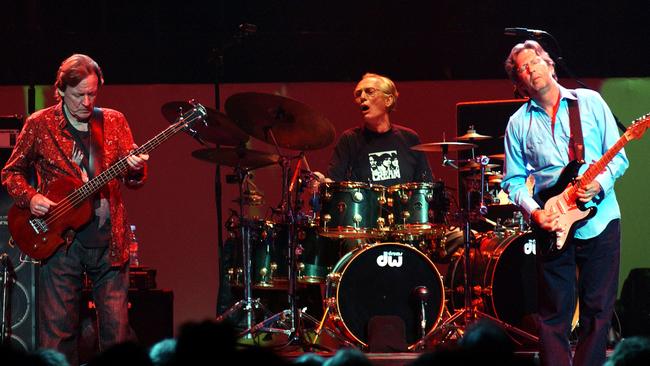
top-left (537, 219), bottom-right (620, 366)
top-left (38, 240), bottom-right (131, 366)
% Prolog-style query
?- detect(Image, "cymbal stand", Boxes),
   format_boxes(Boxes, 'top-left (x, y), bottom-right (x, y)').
top-left (413, 155), bottom-right (538, 349)
top-left (242, 129), bottom-right (326, 349)
top-left (216, 166), bottom-right (273, 339)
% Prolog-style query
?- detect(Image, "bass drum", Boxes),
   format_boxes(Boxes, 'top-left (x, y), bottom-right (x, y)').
top-left (446, 231), bottom-right (541, 334)
top-left (325, 243), bottom-right (444, 349)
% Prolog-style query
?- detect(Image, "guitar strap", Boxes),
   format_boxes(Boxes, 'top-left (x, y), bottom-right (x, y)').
top-left (65, 107), bottom-right (104, 179)
top-left (88, 107), bottom-right (105, 179)
top-left (568, 91), bottom-right (584, 161)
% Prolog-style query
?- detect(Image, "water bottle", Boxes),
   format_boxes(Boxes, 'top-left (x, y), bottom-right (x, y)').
top-left (129, 224), bottom-right (140, 267)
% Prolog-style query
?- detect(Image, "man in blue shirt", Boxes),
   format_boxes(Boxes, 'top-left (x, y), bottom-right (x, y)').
top-left (502, 40), bottom-right (629, 366)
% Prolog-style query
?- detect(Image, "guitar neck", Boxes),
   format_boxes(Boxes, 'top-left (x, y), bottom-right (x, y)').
top-left (567, 133), bottom-right (629, 199)
top-left (68, 109), bottom-right (202, 204)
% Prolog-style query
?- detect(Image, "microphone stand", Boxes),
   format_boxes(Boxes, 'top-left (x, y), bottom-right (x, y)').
top-left (212, 24), bottom-right (257, 316)
top-left (1, 254), bottom-right (15, 345)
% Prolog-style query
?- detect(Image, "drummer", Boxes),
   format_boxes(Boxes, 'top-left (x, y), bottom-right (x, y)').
top-left (326, 73), bottom-right (433, 185)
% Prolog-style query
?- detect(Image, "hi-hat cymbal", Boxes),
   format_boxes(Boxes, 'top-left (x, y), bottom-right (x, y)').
top-left (457, 127), bottom-right (492, 141)
top-left (465, 170), bottom-right (503, 180)
top-left (411, 141), bottom-right (477, 152)
top-left (225, 92), bottom-right (335, 150)
top-left (459, 161), bottom-right (501, 171)
top-left (162, 101), bottom-right (249, 146)
top-left (192, 147), bottom-right (279, 169)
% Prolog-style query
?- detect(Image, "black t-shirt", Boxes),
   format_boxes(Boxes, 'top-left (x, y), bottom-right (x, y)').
top-left (326, 124), bottom-right (433, 187)
top-left (65, 123), bottom-right (111, 248)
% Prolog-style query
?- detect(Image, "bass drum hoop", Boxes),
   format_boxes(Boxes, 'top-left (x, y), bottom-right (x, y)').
top-left (327, 242), bottom-right (444, 348)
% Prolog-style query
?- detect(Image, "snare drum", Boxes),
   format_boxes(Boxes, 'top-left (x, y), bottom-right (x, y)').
top-left (319, 181), bottom-right (387, 238)
top-left (387, 182), bottom-right (445, 235)
top-left (325, 242), bottom-right (445, 349)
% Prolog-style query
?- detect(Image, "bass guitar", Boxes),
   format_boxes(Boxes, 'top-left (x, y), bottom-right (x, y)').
top-left (534, 113), bottom-right (649, 258)
top-left (8, 101), bottom-right (207, 260)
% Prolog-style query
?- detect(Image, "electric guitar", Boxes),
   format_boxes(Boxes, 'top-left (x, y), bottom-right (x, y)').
top-left (8, 101), bottom-right (207, 260)
top-left (534, 113), bottom-right (649, 258)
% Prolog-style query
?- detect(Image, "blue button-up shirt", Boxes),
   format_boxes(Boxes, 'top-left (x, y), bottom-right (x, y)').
top-left (502, 86), bottom-right (629, 239)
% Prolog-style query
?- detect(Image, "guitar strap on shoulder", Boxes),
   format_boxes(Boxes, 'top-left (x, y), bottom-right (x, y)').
top-left (568, 91), bottom-right (584, 161)
top-left (89, 107), bottom-right (105, 179)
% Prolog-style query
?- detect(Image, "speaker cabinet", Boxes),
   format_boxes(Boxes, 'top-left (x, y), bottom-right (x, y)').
top-left (1, 117), bottom-right (39, 352)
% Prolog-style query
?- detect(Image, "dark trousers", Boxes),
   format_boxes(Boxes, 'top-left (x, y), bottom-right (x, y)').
top-left (537, 219), bottom-right (620, 366)
top-left (39, 240), bottom-right (131, 366)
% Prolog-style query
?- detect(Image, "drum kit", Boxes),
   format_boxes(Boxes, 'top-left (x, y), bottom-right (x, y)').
top-left (163, 96), bottom-right (539, 350)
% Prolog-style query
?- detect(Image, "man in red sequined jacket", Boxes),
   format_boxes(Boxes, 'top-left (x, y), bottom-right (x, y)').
top-left (1, 54), bottom-right (148, 365)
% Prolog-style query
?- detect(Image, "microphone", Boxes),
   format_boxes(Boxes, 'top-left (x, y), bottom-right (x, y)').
top-left (504, 27), bottom-right (549, 38)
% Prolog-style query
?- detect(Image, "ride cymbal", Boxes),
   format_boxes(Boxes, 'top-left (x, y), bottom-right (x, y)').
top-left (162, 101), bottom-right (249, 146)
top-left (225, 92), bottom-right (335, 150)
top-left (191, 147), bottom-right (279, 170)
top-left (411, 141), bottom-right (477, 152)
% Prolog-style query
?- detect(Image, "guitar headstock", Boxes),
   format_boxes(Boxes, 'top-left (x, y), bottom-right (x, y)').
top-left (625, 113), bottom-right (650, 141)
top-left (176, 100), bottom-right (207, 130)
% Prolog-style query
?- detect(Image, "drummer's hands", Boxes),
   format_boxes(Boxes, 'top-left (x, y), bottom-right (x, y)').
top-left (531, 208), bottom-right (562, 232)
top-left (127, 144), bottom-right (149, 170)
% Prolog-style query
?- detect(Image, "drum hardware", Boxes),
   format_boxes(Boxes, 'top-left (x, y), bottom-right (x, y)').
top-left (216, 166), bottom-right (283, 338)
top-left (221, 97), bottom-right (333, 348)
top-left (412, 155), bottom-right (539, 349)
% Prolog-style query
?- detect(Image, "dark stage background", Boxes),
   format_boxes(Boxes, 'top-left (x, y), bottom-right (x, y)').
top-left (1, 1), bottom-right (649, 337)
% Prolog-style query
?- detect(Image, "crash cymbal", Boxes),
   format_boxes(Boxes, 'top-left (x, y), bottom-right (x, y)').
top-left (162, 101), bottom-right (249, 146)
top-left (457, 127), bottom-right (492, 141)
top-left (225, 92), bottom-right (335, 150)
top-left (488, 153), bottom-right (505, 160)
top-left (459, 161), bottom-right (501, 171)
top-left (411, 141), bottom-right (477, 152)
top-left (192, 147), bottom-right (279, 169)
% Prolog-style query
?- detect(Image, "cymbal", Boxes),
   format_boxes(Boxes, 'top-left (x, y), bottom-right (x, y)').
top-left (192, 147), bottom-right (279, 169)
top-left (465, 170), bottom-right (503, 180)
top-left (225, 92), bottom-right (335, 150)
top-left (411, 141), bottom-right (477, 152)
top-left (161, 101), bottom-right (249, 146)
top-left (459, 162), bottom-right (501, 171)
top-left (457, 127), bottom-right (492, 141)
top-left (488, 153), bottom-right (505, 160)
